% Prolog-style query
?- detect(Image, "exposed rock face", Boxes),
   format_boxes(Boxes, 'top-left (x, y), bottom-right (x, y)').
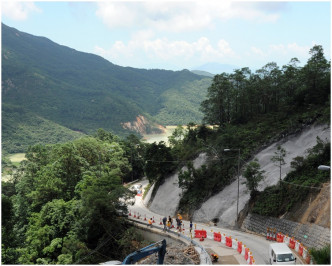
top-left (122, 115), bottom-right (165, 135)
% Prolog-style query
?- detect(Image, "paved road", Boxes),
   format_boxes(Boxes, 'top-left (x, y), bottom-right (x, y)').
top-left (128, 181), bottom-right (303, 265)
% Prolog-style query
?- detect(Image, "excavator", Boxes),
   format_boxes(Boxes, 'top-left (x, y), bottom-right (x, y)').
top-left (121, 239), bottom-right (166, 264)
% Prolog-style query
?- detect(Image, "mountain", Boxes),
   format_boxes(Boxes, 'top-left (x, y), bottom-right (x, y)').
top-left (193, 62), bottom-right (239, 74)
top-left (1, 24), bottom-right (212, 153)
top-left (190, 70), bottom-right (214, 77)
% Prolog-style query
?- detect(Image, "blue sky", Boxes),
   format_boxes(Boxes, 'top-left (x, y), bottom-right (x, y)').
top-left (1, 1), bottom-right (331, 72)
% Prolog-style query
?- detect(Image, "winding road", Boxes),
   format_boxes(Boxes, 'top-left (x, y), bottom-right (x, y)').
top-left (128, 180), bottom-right (304, 264)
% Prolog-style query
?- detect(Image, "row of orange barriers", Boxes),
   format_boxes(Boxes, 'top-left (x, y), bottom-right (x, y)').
top-left (267, 228), bottom-right (311, 264)
top-left (202, 231), bottom-right (255, 264)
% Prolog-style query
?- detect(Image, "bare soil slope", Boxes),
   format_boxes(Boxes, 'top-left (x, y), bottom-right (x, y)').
top-left (284, 182), bottom-right (330, 228)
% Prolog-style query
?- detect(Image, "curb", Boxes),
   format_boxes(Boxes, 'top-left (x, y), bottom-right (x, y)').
top-left (128, 218), bottom-right (212, 264)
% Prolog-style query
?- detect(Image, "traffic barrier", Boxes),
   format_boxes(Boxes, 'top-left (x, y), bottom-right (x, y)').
top-left (144, 215), bottom-right (146, 221)
top-left (129, 210), bottom-right (131, 216)
top-left (133, 212), bottom-right (136, 218)
top-left (241, 244), bottom-right (246, 256)
top-left (302, 247), bottom-right (308, 259)
top-left (226, 236), bottom-right (232, 247)
top-left (283, 235), bottom-right (290, 246)
top-left (299, 244), bottom-right (304, 256)
top-left (272, 229), bottom-right (276, 241)
top-left (266, 228), bottom-right (270, 240)
top-left (207, 230), bottom-right (213, 240)
top-left (295, 240), bottom-right (300, 252)
top-left (276, 232), bottom-right (283, 242)
top-left (222, 234), bottom-right (226, 244)
top-left (232, 238), bottom-right (238, 250)
top-left (249, 254), bottom-right (254, 265)
top-left (159, 218), bottom-right (162, 225)
top-left (214, 232), bottom-right (221, 242)
top-left (237, 241), bottom-right (242, 254)
top-left (152, 216), bottom-right (155, 223)
top-left (194, 230), bottom-right (206, 239)
top-left (289, 238), bottom-right (295, 249)
top-left (306, 254), bottom-right (311, 264)
top-left (244, 247), bottom-right (249, 261)
top-left (247, 252), bottom-right (252, 264)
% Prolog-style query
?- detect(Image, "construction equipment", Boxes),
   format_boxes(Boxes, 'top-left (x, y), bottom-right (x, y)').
top-left (122, 239), bottom-right (166, 264)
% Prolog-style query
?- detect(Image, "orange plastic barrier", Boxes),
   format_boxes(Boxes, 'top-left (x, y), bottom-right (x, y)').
top-left (244, 247), bottom-right (249, 261)
top-left (276, 233), bottom-right (282, 242)
top-left (266, 228), bottom-right (271, 240)
top-left (237, 241), bottom-right (242, 254)
top-left (214, 232), bottom-right (221, 242)
top-left (289, 238), bottom-right (295, 249)
top-left (299, 244), bottom-right (303, 256)
top-left (306, 255), bottom-right (311, 264)
top-left (194, 230), bottom-right (207, 238)
top-left (226, 236), bottom-right (232, 247)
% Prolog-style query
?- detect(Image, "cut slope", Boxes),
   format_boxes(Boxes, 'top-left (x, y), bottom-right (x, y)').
top-left (192, 124), bottom-right (330, 227)
top-left (146, 153), bottom-right (208, 216)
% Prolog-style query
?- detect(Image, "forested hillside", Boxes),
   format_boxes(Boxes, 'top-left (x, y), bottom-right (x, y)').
top-left (2, 23), bottom-right (211, 153)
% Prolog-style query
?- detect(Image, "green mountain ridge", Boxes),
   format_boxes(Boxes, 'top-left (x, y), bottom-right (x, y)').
top-left (2, 23), bottom-right (211, 153)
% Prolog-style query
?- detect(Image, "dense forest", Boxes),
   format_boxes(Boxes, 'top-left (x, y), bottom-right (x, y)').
top-left (2, 130), bottom-right (150, 264)
top-left (2, 41), bottom-right (330, 264)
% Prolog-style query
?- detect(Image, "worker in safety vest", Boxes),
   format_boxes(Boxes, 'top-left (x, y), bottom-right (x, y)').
top-left (211, 253), bottom-right (219, 262)
top-left (166, 220), bottom-right (171, 231)
top-left (148, 218), bottom-right (153, 227)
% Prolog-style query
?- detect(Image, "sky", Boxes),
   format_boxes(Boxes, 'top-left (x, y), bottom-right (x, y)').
top-left (1, 0), bottom-right (331, 72)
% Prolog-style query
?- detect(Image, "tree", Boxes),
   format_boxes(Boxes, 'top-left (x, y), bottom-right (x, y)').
top-left (168, 125), bottom-right (185, 147)
top-left (310, 244), bottom-right (330, 264)
top-left (301, 45), bottom-right (330, 105)
top-left (144, 142), bottom-right (174, 183)
top-left (201, 73), bottom-right (233, 127)
top-left (243, 159), bottom-right (265, 196)
top-left (271, 145), bottom-right (287, 184)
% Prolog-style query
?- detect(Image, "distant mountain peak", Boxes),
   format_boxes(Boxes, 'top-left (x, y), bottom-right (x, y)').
top-left (192, 62), bottom-right (239, 74)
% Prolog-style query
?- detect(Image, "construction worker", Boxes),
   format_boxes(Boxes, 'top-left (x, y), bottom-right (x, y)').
top-left (166, 220), bottom-right (171, 231)
top-left (211, 253), bottom-right (219, 262)
top-left (148, 218), bottom-right (153, 227)
top-left (162, 216), bottom-right (167, 231)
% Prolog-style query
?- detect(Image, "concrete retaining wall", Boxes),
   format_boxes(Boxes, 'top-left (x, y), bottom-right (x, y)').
top-left (241, 213), bottom-right (330, 249)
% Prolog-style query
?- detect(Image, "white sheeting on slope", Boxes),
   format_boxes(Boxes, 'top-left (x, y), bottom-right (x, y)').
top-left (147, 153), bottom-right (208, 216)
top-left (193, 124), bottom-right (330, 227)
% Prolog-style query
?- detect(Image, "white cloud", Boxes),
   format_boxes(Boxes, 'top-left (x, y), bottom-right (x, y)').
top-left (95, 2), bottom-right (138, 28)
top-left (1, 1), bottom-right (41, 21)
top-left (95, 1), bottom-right (283, 32)
top-left (94, 36), bottom-right (237, 68)
top-left (249, 43), bottom-right (312, 66)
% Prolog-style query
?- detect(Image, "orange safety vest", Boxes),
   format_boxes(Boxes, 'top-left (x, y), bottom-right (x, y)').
top-left (148, 219), bottom-right (152, 225)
